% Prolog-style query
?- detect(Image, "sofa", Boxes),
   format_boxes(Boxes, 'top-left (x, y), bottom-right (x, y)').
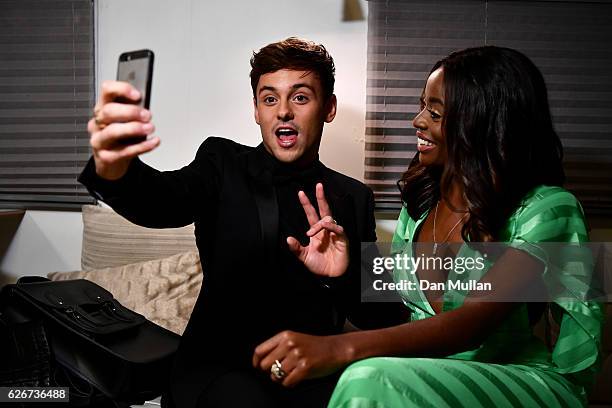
top-left (49, 205), bottom-right (611, 406)
top-left (49, 205), bottom-right (201, 337)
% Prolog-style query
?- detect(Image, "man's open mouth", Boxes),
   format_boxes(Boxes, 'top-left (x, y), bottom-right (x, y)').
top-left (276, 127), bottom-right (298, 138)
top-left (275, 127), bottom-right (298, 148)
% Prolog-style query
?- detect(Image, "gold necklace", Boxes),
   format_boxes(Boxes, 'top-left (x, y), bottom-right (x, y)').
top-left (432, 201), bottom-right (468, 256)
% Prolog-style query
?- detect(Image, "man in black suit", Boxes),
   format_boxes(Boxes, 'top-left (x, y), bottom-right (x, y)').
top-left (80, 38), bottom-right (403, 408)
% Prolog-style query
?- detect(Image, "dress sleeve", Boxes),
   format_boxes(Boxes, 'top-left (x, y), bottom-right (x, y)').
top-left (508, 187), bottom-right (603, 379)
top-left (508, 188), bottom-right (589, 261)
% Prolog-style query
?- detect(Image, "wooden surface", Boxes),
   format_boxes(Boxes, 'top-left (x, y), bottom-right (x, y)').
top-left (0, 209), bottom-right (26, 218)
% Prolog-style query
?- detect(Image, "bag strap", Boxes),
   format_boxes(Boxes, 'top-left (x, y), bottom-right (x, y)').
top-left (12, 278), bottom-right (145, 337)
top-left (17, 276), bottom-right (51, 284)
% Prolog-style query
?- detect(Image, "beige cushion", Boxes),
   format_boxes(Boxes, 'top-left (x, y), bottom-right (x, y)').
top-left (48, 251), bottom-right (202, 336)
top-left (81, 204), bottom-right (197, 270)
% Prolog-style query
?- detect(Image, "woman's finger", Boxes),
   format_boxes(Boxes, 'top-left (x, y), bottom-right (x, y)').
top-left (277, 354), bottom-right (297, 382)
top-left (281, 360), bottom-right (306, 388)
top-left (260, 350), bottom-right (286, 375)
top-left (253, 333), bottom-right (283, 368)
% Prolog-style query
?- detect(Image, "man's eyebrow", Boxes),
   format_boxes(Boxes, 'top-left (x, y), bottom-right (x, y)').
top-left (258, 83), bottom-right (316, 95)
top-left (291, 83), bottom-right (315, 92)
top-left (258, 85), bottom-right (277, 95)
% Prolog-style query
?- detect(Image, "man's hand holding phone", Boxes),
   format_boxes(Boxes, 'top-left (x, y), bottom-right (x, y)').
top-left (89, 49), bottom-right (156, 180)
top-left (88, 81), bottom-right (159, 180)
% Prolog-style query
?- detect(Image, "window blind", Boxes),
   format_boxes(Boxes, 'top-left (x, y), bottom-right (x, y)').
top-left (0, 0), bottom-right (95, 210)
top-left (365, 0), bottom-right (612, 222)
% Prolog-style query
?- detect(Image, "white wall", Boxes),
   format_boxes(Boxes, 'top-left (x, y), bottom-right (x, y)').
top-left (0, 211), bottom-right (83, 282)
top-left (0, 0), bottom-right (371, 281)
top-left (95, 0), bottom-right (368, 177)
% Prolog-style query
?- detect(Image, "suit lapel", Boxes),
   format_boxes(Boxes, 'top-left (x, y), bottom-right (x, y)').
top-left (320, 166), bottom-right (356, 239)
top-left (241, 148), bottom-right (357, 263)
top-left (243, 145), bottom-right (279, 265)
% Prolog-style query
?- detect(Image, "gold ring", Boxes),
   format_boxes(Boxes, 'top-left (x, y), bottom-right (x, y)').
top-left (94, 116), bottom-right (106, 130)
top-left (93, 108), bottom-right (105, 129)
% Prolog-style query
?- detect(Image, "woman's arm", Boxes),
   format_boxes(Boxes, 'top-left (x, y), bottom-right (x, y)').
top-left (253, 247), bottom-right (544, 387)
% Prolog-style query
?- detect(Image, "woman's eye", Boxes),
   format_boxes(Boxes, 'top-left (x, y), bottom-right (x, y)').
top-left (428, 109), bottom-right (441, 120)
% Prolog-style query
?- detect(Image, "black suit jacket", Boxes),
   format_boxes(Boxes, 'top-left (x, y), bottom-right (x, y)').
top-left (79, 137), bottom-right (402, 407)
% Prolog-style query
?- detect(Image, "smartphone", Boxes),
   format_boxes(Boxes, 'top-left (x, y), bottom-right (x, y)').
top-left (117, 49), bottom-right (154, 107)
top-left (116, 49), bottom-right (154, 143)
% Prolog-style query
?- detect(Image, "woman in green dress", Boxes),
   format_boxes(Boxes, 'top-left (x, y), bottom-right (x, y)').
top-left (252, 46), bottom-right (603, 407)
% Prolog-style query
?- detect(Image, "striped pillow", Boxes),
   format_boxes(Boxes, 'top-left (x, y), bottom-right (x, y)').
top-left (81, 205), bottom-right (197, 270)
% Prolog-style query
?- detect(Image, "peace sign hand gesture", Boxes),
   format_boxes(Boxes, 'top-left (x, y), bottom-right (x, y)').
top-left (286, 183), bottom-right (349, 278)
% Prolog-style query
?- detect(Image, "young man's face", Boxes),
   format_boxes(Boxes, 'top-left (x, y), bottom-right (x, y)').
top-left (254, 69), bottom-right (336, 166)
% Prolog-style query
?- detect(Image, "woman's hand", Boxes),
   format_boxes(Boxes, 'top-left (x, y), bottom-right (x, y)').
top-left (287, 183), bottom-right (349, 277)
top-left (252, 331), bottom-right (351, 387)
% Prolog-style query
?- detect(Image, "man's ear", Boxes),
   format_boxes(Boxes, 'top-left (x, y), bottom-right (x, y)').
top-left (253, 97), bottom-right (260, 125)
top-left (324, 94), bottom-right (337, 123)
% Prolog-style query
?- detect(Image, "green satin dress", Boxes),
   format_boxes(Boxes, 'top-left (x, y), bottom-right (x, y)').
top-left (328, 186), bottom-right (603, 408)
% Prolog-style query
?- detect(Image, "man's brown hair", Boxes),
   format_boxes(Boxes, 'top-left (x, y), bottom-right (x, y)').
top-left (250, 37), bottom-right (335, 100)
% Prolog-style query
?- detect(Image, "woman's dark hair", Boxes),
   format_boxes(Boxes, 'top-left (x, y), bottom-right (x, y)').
top-left (399, 46), bottom-right (564, 241)
top-left (250, 37), bottom-right (335, 100)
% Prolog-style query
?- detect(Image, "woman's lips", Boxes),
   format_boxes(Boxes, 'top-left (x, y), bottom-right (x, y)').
top-left (416, 131), bottom-right (436, 153)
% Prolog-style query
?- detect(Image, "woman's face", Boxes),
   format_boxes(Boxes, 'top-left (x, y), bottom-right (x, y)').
top-left (413, 67), bottom-right (446, 167)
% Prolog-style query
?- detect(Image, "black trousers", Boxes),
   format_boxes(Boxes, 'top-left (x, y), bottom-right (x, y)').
top-left (163, 367), bottom-right (339, 408)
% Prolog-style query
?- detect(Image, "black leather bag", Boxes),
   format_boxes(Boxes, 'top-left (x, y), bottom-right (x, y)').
top-left (0, 276), bottom-right (180, 404)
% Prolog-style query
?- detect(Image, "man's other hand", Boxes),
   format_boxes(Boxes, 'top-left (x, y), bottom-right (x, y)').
top-left (287, 183), bottom-right (349, 277)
